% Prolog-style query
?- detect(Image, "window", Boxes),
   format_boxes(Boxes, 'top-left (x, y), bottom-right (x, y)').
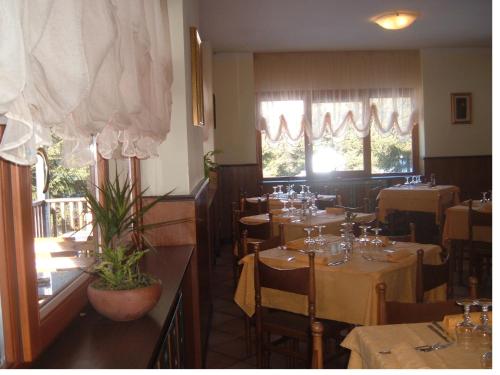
top-left (31, 136), bottom-right (97, 309)
top-left (258, 92), bottom-right (417, 178)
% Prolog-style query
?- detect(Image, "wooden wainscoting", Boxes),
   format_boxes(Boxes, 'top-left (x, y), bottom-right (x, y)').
top-left (217, 164), bottom-right (261, 243)
top-left (142, 179), bottom-right (214, 368)
top-left (423, 155), bottom-right (492, 200)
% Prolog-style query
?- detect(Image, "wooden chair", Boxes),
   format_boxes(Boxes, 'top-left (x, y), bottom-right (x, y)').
top-left (311, 321), bottom-right (324, 369)
top-left (254, 246), bottom-right (320, 368)
top-left (376, 276), bottom-right (478, 325)
top-left (415, 248), bottom-right (453, 302)
top-left (467, 199), bottom-right (492, 284)
top-left (387, 222), bottom-right (416, 243)
top-left (240, 193), bottom-right (270, 214)
top-left (232, 206), bottom-right (273, 287)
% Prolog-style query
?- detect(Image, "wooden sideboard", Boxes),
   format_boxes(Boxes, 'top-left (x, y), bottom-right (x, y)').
top-left (32, 245), bottom-right (196, 369)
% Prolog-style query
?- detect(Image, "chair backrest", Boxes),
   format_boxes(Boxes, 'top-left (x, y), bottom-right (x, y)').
top-left (240, 194), bottom-right (270, 214)
top-left (468, 199), bottom-right (492, 242)
top-left (254, 245), bottom-right (316, 327)
top-left (387, 222), bottom-right (416, 243)
top-left (311, 321), bottom-right (324, 369)
top-left (416, 248), bottom-right (453, 302)
top-left (376, 277), bottom-right (478, 325)
top-left (241, 223), bottom-right (285, 258)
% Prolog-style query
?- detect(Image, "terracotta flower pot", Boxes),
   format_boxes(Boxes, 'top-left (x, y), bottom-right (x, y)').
top-left (87, 281), bottom-right (162, 322)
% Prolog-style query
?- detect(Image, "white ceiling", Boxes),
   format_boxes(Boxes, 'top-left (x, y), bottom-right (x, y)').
top-left (199, 0), bottom-right (492, 52)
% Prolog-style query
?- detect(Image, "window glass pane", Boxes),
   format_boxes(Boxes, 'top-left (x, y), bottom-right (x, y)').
top-left (311, 102), bottom-right (364, 173)
top-left (371, 128), bottom-right (413, 173)
top-left (32, 136), bottom-right (97, 308)
top-left (370, 96), bottom-right (414, 174)
top-left (261, 134), bottom-right (305, 178)
top-left (260, 99), bottom-right (306, 178)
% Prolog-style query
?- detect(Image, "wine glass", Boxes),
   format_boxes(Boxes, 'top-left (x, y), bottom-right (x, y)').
top-left (473, 299), bottom-right (492, 352)
top-left (370, 227), bottom-right (384, 248)
top-left (272, 186), bottom-right (278, 198)
top-left (314, 225), bottom-right (327, 252)
top-left (481, 192), bottom-right (488, 203)
top-left (303, 227), bottom-right (315, 252)
top-left (300, 185), bottom-right (306, 197)
top-left (404, 176), bottom-right (410, 185)
top-left (277, 185), bottom-right (283, 198)
top-left (358, 225), bottom-right (371, 248)
top-left (455, 298), bottom-right (477, 351)
top-left (281, 199), bottom-right (289, 215)
top-left (417, 175), bottom-right (422, 184)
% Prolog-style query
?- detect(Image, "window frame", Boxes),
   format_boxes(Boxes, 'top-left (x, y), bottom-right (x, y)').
top-left (257, 91), bottom-right (420, 180)
top-left (0, 124), bottom-right (143, 366)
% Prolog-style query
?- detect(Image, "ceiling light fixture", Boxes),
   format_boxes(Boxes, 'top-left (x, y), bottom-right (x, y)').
top-left (372, 11), bottom-right (419, 30)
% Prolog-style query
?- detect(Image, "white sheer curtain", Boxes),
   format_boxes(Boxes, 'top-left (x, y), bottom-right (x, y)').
top-left (255, 51), bottom-right (421, 144)
top-left (0, 0), bottom-right (172, 167)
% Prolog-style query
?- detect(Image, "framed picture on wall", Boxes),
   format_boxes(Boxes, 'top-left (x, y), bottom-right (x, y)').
top-left (190, 27), bottom-right (204, 127)
top-left (451, 92), bottom-right (472, 124)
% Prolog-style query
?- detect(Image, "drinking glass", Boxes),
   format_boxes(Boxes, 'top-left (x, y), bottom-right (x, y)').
top-left (306, 185), bottom-right (311, 195)
top-left (303, 227), bottom-right (315, 252)
top-left (473, 299), bottom-right (492, 352)
top-left (417, 175), bottom-right (422, 184)
top-left (455, 298), bottom-right (477, 351)
top-left (358, 225), bottom-right (371, 247)
top-left (370, 227), bottom-right (384, 248)
top-left (404, 176), bottom-right (410, 185)
top-left (272, 186), bottom-right (278, 198)
top-left (481, 192), bottom-right (488, 203)
top-left (289, 184), bottom-right (296, 196)
top-left (309, 195), bottom-right (318, 216)
top-left (281, 199), bottom-right (289, 215)
top-left (314, 225), bottom-right (327, 252)
top-left (277, 185), bottom-right (283, 197)
top-left (300, 185), bottom-right (306, 197)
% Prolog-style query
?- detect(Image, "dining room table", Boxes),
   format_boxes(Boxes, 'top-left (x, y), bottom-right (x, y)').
top-left (442, 200), bottom-right (492, 246)
top-left (239, 209), bottom-right (376, 242)
top-left (234, 235), bottom-right (446, 326)
top-left (246, 194), bottom-right (338, 210)
top-left (341, 321), bottom-right (489, 369)
top-left (377, 184), bottom-right (460, 225)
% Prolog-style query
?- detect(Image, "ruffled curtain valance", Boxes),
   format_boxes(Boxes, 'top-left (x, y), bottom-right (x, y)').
top-left (0, 0), bottom-right (172, 167)
top-left (254, 51), bottom-right (421, 144)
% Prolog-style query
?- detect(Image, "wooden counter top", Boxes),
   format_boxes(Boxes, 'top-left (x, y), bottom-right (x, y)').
top-left (33, 245), bottom-right (194, 369)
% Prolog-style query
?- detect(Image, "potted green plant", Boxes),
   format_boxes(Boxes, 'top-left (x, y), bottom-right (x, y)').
top-left (204, 150), bottom-right (222, 185)
top-left (84, 172), bottom-right (185, 321)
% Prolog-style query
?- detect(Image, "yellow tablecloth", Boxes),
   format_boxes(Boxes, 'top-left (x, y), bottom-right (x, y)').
top-left (234, 240), bottom-right (445, 326)
top-left (442, 204), bottom-right (492, 245)
top-left (341, 322), bottom-right (484, 369)
top-left (377, 185), bottom-right (460, 224)
top-left (240, 211), bottom-right (375, 242)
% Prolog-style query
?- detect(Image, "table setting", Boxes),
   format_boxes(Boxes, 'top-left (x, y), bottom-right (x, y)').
top-left (341, 298), bottom-right (492, 369)
top-left (234, 214), bottom-right (445, 326)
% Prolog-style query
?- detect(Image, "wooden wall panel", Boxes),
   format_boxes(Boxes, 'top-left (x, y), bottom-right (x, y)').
top-left (424, 155), bottom-right (492, 200)
top-left (143, 199), bottom-right (196, 246)
top-left (217, 164), bottom-right (261, 243)
top-left (142, 179), bottom-right (213, 368)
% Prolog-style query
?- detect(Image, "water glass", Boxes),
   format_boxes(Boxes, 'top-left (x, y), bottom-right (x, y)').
top-left (455, 298), bottom-right (477, 351)
top-left (314, 225), bottom-right (327, 252)
top-left (473, 299), bottom-right (492, 351)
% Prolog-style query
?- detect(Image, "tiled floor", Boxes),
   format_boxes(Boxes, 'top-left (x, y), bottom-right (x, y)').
top-left (205, 242), bottom-right (491, 369)
top-left (205, 244), bottom-right (349, 369)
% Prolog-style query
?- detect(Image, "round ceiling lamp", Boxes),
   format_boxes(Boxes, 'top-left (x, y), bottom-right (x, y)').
top-left (372, 11), bottom-right (419, 30)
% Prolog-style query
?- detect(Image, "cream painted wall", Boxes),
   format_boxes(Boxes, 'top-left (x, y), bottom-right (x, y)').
top-left (421, 48), bottom-right (492, 157)
top-left (142, 0), bottom-right (212, 195)
top-left (213, 53), bottom-right (256, 165)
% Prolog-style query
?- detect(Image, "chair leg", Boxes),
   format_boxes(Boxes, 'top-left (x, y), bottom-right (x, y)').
top-left (244, 316), bottom-right (251, 356)
top-left (265, 332), bottom-right (271, 368)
